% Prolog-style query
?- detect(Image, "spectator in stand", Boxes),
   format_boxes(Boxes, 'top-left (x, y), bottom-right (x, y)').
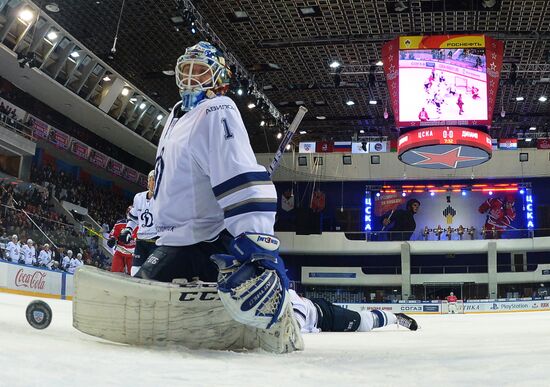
top-left (21, 238), bottom-right (36, 265)
top-left (6, 234), bottom-right (21, 262)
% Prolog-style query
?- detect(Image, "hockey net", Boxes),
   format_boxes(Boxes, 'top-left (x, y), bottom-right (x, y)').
top-left (441, 300), bottom-right (464, 314)
top-left (454, 76), bottom-right (468, 90)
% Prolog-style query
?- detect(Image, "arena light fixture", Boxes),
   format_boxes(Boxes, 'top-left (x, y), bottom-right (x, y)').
top-left (46, 31), bottom-right (58, 41)
top-left (285, 144), bottom-right (292, 151)
top-left (18, 9), bottom-right (34, 22)
top-left (139, 102), bottom-right (147, 110)
top-left (369, 100), bottom-right (378, 105)
top-left (539, 96), bottom-right (547, 102)
top-left (529, 126), bottom-right (537, 131)
top-left (236, 88), bottom-right (243, 96)
top-left (316, 116), bottom-right (326, 120)
top-left (346, 100), bottom-right (355, 106)
top-left (515, 96), bottom-right (524, 101)
top-left (359, 129), bottom-right (365, 134)
top-left (276, 132), bottom-right (283, 139)
top-left (375, 61), bottom-right (383, 66)
top-left (299, 130), bottom-right (307, 134)
top-left (298, 6), bottom-right (321, 17)
top-left (102, 75), bottom-right (111, 82)
top-left (129, 97), bottom-right (137, 103)
top-left (156, 114), bottom-right (163, 121)
top-left (247, 102), bottom-right (256, 109)
top-left (45, 3), bottom-right (60, 13)
top-left (329, 61), bottom-right (341, 69)
top-left (70, 51), bottom-right (80, 58)
top-left (121, 88), bottom-right (130, 96)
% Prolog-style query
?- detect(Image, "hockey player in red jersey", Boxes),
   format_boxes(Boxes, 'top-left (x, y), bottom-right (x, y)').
top-left (478, 194), bottom-right (516, 239)
top-left (108, 206), bottom-right (137, 274)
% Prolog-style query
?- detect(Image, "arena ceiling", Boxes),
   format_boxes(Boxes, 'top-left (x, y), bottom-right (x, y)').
top-left (36, 0), bottom-right (550, 152)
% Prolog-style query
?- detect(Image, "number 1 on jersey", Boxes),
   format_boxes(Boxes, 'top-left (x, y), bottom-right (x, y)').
top-left (221, 118), bottom-right (233, 139)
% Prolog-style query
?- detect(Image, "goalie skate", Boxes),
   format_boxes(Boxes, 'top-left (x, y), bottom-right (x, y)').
top-left (72, 266), bottom-right (303, 353)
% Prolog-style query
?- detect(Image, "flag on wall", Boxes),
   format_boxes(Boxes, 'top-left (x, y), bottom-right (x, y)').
top-left (299, 142), bottom-right (316, 153)
top-left (316, 141), bottom-right (333, 153)
top-left (352, 142), bottom-right (369, 153)
top-left (498, 138), bottom-right (517, 149)
top-left (369, 141), bottom-right (388, 153)
top-left (333, 141), bottom-right (352, 152)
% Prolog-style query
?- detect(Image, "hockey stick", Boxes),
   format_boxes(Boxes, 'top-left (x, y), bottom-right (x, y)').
top-left (267, 106), bottom-right (308, 177)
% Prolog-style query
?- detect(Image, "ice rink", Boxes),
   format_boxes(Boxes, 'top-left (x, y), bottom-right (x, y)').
top-left (1, 292), bottom-right (549, 387)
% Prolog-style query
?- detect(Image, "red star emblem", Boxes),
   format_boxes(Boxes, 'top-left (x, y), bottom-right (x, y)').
top-left (411, 146), bottom-right (486, 168)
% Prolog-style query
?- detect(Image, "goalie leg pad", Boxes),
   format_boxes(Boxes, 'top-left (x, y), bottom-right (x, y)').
top-left (73, 266), bottom-right (303, 353)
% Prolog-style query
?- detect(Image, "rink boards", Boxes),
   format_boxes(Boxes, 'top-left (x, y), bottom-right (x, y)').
top-left (338, 298), bottom-right (550, 314)
top-left (1, 260), bottom-right (548, 314)
top-left (0, 260), bottom-right (73, 300)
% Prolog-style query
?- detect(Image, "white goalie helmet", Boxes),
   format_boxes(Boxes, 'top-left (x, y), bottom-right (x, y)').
top-left (175, 41), bottom-right (232, 111)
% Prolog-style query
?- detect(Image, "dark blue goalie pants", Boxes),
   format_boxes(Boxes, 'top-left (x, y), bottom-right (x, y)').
top-left (133, 239), bottom-right (159, 268)
top-left (135, 230), bottom-right (233, 283)
top-left (309, 298), bottom-right (361, 332)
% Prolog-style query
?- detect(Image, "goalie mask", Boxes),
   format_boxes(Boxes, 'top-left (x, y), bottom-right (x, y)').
top-left (175, 41), bottom-right (232, 112)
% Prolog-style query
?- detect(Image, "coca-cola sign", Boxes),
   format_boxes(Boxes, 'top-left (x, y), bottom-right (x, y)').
top-left (14, 269), bottom-right (46, 290)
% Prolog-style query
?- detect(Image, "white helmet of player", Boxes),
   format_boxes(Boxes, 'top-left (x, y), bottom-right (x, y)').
top-left (11, 234), bottom-right (17, 241)
top-left (175, 41), bottom-right (232, 111)
top-left (27, 239), bottom-right (33, 245)
top-left (77, 253), bottom-right (82, 259)
top-left (67, 250), bottom-right (73, 257)
top-left (44, 243), bottom-right (50, 249)
top-left (147, 170), bottom-right (155, 192)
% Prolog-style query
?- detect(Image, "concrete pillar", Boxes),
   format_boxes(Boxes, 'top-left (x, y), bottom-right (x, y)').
top-left (401, 242), bottom-right (411, 300)
top-left (19, 155), bottom-right (32, 181)
top-left (488, 241), bottom-right (497, 298)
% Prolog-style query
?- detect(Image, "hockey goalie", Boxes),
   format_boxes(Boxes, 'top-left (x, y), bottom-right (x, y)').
top-left (73, 41), bottom-right (303, 353)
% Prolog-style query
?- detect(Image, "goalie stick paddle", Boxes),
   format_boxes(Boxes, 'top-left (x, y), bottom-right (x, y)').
top-left (267, 105), bottom-right (308, 177)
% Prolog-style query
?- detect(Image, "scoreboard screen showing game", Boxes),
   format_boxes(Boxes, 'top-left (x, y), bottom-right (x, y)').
top-left (399, 48), bottom-right (487, 123)
top-left (382, 35), bottom-right (504, 129)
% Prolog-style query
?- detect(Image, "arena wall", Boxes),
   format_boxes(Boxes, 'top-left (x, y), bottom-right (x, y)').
top-left (0, 261), bottom-right (73, 300)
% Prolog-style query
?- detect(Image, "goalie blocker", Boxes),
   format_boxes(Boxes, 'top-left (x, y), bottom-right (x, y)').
top-left (73, 266), bottom-right (303, 353)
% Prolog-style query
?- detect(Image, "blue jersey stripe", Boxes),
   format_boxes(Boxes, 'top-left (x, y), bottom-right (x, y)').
top-left (224, 201), bottom-right (277, 219)
top-left (212, 171), bottom-right (271, 198)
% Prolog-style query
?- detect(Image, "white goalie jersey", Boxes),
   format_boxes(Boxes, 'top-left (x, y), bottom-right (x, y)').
top-left (153, 96), bottom-right (277, 246)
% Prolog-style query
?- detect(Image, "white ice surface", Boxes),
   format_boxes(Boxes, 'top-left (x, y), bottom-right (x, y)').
top-left (1, 292), bottom-right (550, 387)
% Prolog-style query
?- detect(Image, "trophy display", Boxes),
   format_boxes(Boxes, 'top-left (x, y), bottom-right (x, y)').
top-left (434, 225), bottom-right (443, 240)
top-left (467, 226), bottom-right (476, 240)
top-left (457, 225), bottom-right (465, 240)
top-left (445, 226), bottom-right (454, 240)
top-left (422, 226), bottom-right (430, 241)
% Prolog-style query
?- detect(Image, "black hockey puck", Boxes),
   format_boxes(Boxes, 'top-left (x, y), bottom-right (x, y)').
top-left (26, 300), bottom-right (52, 329)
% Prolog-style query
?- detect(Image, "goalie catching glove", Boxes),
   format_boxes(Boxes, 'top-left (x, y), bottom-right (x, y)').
top-left (210, 233), bottom-right (290, 330)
